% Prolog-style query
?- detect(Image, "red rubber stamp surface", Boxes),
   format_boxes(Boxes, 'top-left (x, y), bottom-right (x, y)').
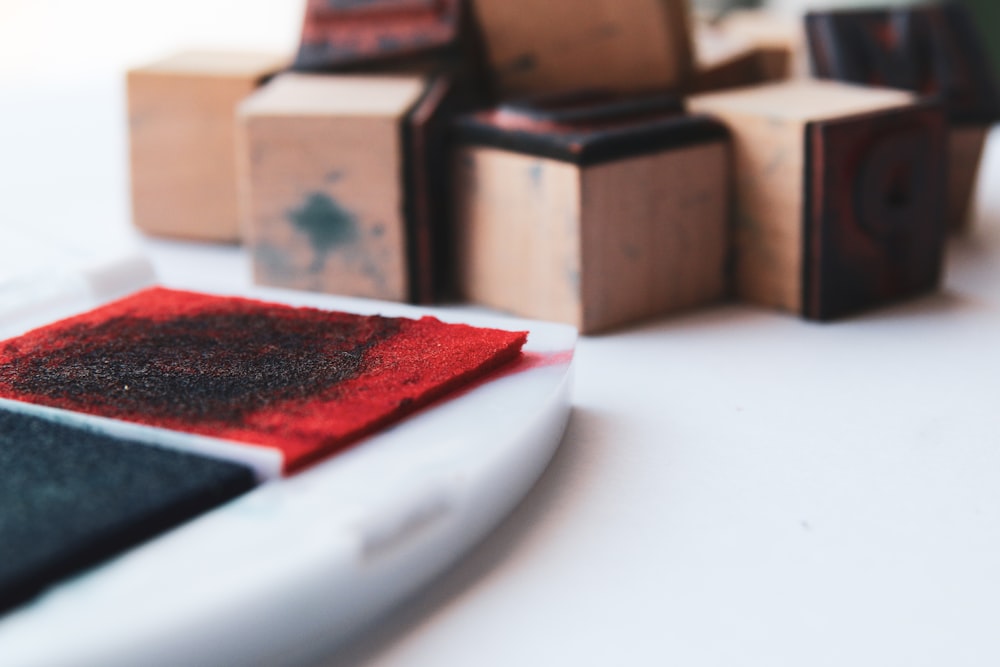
top-left (294, 0), bottom-right (466, 71)
top-left (0, 287), bottom-right (527, 472)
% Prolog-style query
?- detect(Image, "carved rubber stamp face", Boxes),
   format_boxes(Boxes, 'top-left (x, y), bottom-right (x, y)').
top-left (295, 0), bottom-right (462, 70)
top-left (804, 105), bottom-right (947, 320)
top-left (854, 130), bottom-right (933, 242)
top-left (806, 5), bottom-right (1000, 123)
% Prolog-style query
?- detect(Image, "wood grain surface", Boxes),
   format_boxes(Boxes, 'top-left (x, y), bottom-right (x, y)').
top-left (127, 51), bottom-right (288, 242)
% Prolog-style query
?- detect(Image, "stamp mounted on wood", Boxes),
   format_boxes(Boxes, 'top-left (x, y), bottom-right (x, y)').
top-left (453, 90), bottom-right (730, 333)
top-left (238, 71), bottom-right (468, 304)
top-left (804, 103), bottom-right (947, 320)
top-left (805, 4), bottom-right (1000, 231)
top-left (293, 0), bottom-right (481, 73)
top-left (689, 80), bottom-right (948, 321)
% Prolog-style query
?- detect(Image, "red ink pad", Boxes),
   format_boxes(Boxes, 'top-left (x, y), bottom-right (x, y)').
top-left (0, 287), bottom-right (527, 472)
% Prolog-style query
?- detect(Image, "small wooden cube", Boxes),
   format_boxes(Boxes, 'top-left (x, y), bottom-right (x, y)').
top-left (239, 72), bottom-right (459, 303)
top-left (471, 0), bottom-right (694, 97)
top-left (453, 92), bottom-right (729, 333)
top-left (805, 4), bottom-right (1000, 231)
top-left (689, 80), bottom-right (948, 321)
top-left (127, 51), bottom-right (288, 242)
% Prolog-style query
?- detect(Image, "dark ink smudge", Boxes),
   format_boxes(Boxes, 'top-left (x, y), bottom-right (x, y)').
top-left (1, 309), bottom-right (401, 426)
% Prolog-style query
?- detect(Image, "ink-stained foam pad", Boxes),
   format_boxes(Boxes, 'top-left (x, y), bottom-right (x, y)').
top-left (0, 408), bottom-right (255, 613)
top-left (0, 286), bottom-right (575, 667)
top-left (0, 287), bottom-right (527, 472)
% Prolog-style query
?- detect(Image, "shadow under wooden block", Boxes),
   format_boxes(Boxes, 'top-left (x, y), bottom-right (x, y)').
top-left (239, 72), bottom-right (462, 303)
top-left (471, 0), bottom-right (694, 98)
top-left (293, 0), bottom-right (481, 73)
top-left (691, 43), bottom-right (790, 95)
top-left (691, 11), bottom-right (796, 94)
top-left (949, 124), bottom-right (989, 231)
top-left (453, 91), bottom-right (730, 334)
top-left (127, 51), bottom-right (289, 242)
top-left (712, 9), bottom-right (811, 77)
top-left (689, 80), bottom-right (948, 321)
top-left (805, 4), bottom-right (1000, 231)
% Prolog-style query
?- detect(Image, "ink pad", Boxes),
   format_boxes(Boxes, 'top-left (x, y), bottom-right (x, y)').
top-left (0, 286), bottom-right (575, 667)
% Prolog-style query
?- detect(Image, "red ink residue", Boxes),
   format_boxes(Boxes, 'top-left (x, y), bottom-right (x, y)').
top-left (435, 348), bottom-right (575, 403)
top-left (498, 350), bottom-right (575, 376)
top-left (0, 287), bottom-right (527, 472)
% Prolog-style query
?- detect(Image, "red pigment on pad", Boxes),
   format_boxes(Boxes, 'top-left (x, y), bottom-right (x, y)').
top-left (0, 287), bottom-right (527, 471)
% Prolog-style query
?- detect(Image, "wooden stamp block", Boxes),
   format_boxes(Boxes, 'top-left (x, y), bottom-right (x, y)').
top-left (805, 4), bottom-right (1000, 230)
top-left (293, 0), bottom-right (478, 72)
top-left (239, 72), bottom-right (461, 303)
top-left (127, 51), bottom-right (288, 242)
top-left (471, 0), bottom-right (694, 98)
top-left (453, 92), bottom-right (729, 333)
top-left (689, 80), bottom-right (948, 321)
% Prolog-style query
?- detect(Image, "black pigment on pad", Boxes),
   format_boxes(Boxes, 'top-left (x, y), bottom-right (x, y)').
top-left (3, 309), bottom-right (398, 425)
top-left (0, 407), bottom-right (256, 613)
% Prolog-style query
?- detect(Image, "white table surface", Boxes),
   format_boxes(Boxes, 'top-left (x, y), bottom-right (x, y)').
top-left (3, 3), bottom-right (1000, 666)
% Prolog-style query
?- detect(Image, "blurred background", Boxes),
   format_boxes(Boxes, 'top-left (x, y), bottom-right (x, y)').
top-left (0, 0), bottom-right (995, 249)
top-left (2, 0), bottom-right (996, 83)
top-left (702, 0), bottom-right (998, 73)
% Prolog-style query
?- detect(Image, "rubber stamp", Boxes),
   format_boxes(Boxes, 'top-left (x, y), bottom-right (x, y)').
top-left (689, 79), bottom-right (948, 320)
top-left (239, 72), bottom-right (466, 303)
top-left (453, 91), bottom-right (730, 333)
top-left (805, 4), bottom-right (1000, 230)
top-left (472, 0), bottom-right (694, 97)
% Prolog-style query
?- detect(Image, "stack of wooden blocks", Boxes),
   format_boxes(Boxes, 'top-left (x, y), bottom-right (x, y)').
top-left (126, 0), bottom-right (999, 333)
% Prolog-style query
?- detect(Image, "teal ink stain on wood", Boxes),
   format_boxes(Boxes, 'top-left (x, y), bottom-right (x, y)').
top-left (527, 162), bottom-right (544, 189)
top-left (288, 192), bottom-right (359, 272)
top-left (507, 53), bottom-right (537, 74)
top-left (253, 243), bottom-right (298, 282)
